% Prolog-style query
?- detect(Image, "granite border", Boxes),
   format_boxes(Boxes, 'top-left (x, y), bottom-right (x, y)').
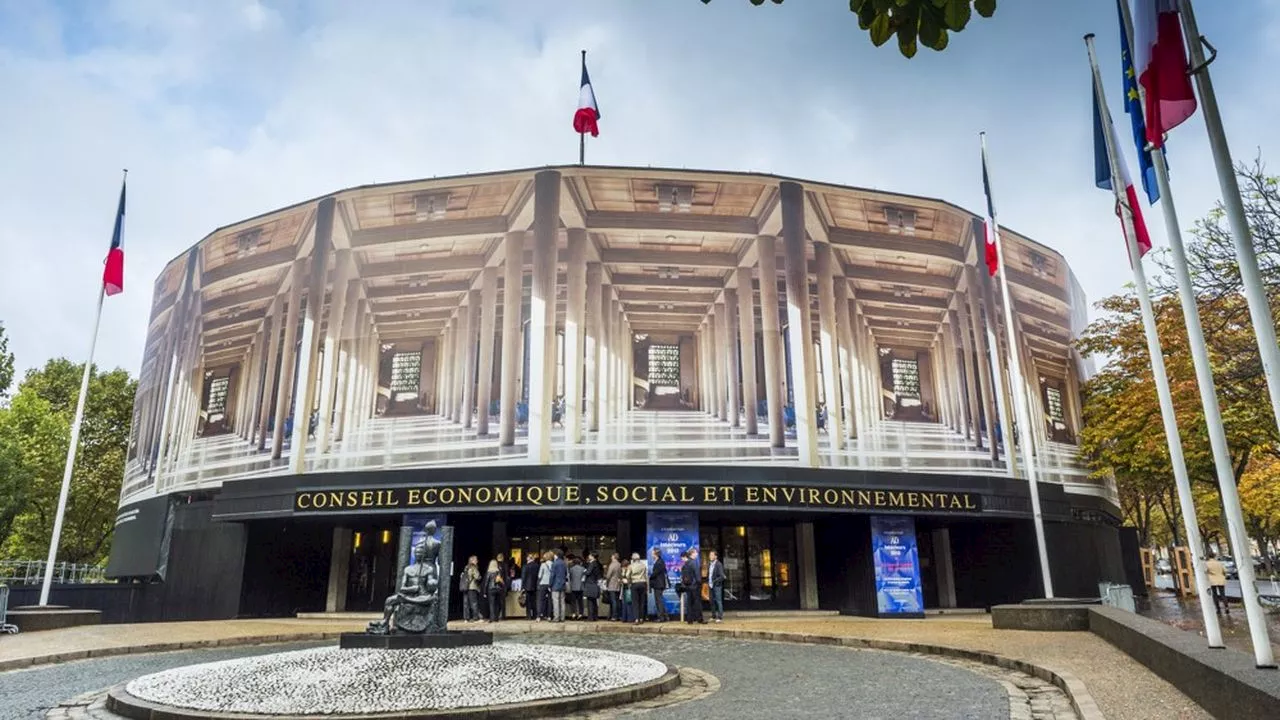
top-left (104, 664), bottom-right (681, 720)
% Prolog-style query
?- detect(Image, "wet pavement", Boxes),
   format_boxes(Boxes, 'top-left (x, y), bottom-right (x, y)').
top-left (1140, 575), bottom-right (1280, 658)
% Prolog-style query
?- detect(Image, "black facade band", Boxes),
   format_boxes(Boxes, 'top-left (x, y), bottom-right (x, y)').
top-left (293, 482), bottom-right (984, 516)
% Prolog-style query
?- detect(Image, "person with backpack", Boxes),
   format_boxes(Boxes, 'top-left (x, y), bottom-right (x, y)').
top-left (482, 559), bottom-right (505, 623)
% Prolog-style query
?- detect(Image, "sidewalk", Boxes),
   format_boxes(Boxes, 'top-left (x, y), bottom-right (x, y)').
top-left (0, 615), bottom-right (1210, 720)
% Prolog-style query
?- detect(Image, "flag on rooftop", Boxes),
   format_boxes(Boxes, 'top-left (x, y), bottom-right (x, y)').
top-left (573, 53), bottom-right (600, 138)
top-left (1131, 0), bottom-right (1197, 148)
top-left (103, 174), bottom-right (127, 296)
top-left (1093, 74), bottom-right (1153, 257)
top-left (980, 148), bottom-right (999, 277)
top-left (1119, 1), bottom-right (1160, 205)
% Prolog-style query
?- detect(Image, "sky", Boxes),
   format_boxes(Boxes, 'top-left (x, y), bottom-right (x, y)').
top-left (0, 0), bottom-right (1276, 381)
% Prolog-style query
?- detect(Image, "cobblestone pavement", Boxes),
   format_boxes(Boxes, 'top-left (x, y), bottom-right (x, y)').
top-left (1, 643), bottom-right (325, 720)
top-left (504, 632), bottom-right (1033, 719)
top-left (14, 633), bottom-right (1050, 720)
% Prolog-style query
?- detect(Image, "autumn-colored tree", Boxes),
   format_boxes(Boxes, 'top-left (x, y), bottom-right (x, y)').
top-left (700, 0), bottom-right (997, 58)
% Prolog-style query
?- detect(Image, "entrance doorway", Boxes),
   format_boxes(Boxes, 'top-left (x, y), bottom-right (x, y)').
top-left (345, 524), bottom-right (400, 612)
top-left (701, 523), bottom-right (798, 609)
top-left (509, 534), bottom-right (617, 570)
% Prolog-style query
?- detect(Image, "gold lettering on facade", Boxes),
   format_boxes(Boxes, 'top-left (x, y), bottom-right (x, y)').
top-left (888, 492), bottom-right (904, 507)
top-left (565, 485), bottom-right (580, 503)
top-left (476, 487), bottom-right (492, 504)
top-left (662, 487), bottom-right (678, 503)
top-left (874, 491), bottom-right (886, 506)
top-left (823, 489), bottom-right (839, 505)
top-left (841, 490), bottom-right (856, 506)
top-left (950, 495), bottom-right (963, 509)
top-left (763, 487), bottom-right (778, 504)
top-left (907, 492), bottom-right (920, 508)
top-left (457, 488), bottom-right (472, 504)
top-left (922, 494), bottom-right (935, 509)
top-left (704, 486), bottom-right (719, 503)
top-left (680, 486), bottom-right (693, 502)
top-left (596, 486), bottom-right (609, 502)
top-left (746, 486), bottom-right (760, 503)
top-left (527, 487), bottom-right (545, 506)
top-left (494, 487), bottom-right (513, 504)
top-left (858, 490), bottom-right (872, 505)
top-left (297, 493), bottom-right (311, 509)
top-left (407, 489), bottom-right (421, 506)
top-left (965, 494), bottom-right (977, 509)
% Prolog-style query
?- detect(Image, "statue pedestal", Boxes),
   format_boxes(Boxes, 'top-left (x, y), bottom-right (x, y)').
top-left (338, 631), bottom-right (493, 650)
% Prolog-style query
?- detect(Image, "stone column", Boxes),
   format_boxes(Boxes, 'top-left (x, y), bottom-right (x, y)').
top-left (1064, 351), bottom-right (1083, 441)
top-left (699, 324), bottom-right (711, 414)
top-left (499, 232), bottom-right (523, 446)
top-left (734, 268), bottom-right (759, 435)
top-left (341, 300), bottom-right (368, 440)
top-left (476, 267), bottom-right (499, 436)
top-left (964, 279), bottom-right (998, 460)
top-left (951, 307), bottom-right (980, 446)
top-left (271, 260), bottom-right (305, 459)
top-left (584, 263), bottom-right (603, 432)
top-left (598, 290), bottom-right (613, 426)
top-left (451, 307), bottom-right (468, 424)
top-left (289, 199), bottom-right (334, 472)
top-left (439, 319), bottom-right (454, 419)
top-left (335, 294), bottom-right (363, 443)
top-left (814, 243), bottom-right (845, 450)
top-left (527, 170), bottom-right (560, 463)
top-left (709, 305), bottom-right (724, 420)
top-left (780, 182), bottom-right (819, 466)
top-left (316, 253), bottom-right (353, 453)
top-left (757, 236), bottom-right (785, 447)
top-left (796, 521), bottom-right (819, 610)
top-left (326, 527), bottom-right (352, 612)
top-left (835, 283), bottom-right (858, 441)
top-left (252, 308), bottom-right (278, 448)
top-left (461, 289), bottom-right (481, 429)
top-left (611, 299), bottom-right (623, 420)
top-left (723, 292), bottom-right (742, 428)
top-left (564, 229), bottom-right (588, 443)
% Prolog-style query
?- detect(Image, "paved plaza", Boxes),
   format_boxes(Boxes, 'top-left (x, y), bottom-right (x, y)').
top-left (0, 615), bottom-right (1214, 719)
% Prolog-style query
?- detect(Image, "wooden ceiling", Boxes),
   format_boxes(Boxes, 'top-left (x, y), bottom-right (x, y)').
top-left (144, 166), bottom-right (1080, 380)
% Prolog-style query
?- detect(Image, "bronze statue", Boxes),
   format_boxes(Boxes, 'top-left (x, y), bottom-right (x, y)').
top-left (367, 520), bottom-right (443, 634)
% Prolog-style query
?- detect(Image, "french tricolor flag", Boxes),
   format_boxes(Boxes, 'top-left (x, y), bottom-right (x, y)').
top-left (103, 174), bottom-right (127, 296)
top-left (1094, 74), bottom-right (1153, 258)
top-left (1131, 0), bottom-right (1197, 148)
top-left (573, 52), bottom-right (600, 138)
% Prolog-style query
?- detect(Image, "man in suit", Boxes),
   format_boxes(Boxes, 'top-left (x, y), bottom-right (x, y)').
top-left (707, 550), bottom-right (726, 622)
top-left (680, 548), bottom-right (706, 624)
top-left (550, 549), bottom-right (568, 622)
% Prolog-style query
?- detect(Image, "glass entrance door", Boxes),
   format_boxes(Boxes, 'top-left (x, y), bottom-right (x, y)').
top-left (701, 523), bottom-right (798, 609)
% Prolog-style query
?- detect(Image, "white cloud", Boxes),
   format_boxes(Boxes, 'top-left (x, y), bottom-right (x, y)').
top-left (0, 0), bottom-right (1274, 380)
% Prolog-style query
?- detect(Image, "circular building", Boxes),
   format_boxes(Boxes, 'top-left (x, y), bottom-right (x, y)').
top-left (106, 165), bottom-right (1126, 619)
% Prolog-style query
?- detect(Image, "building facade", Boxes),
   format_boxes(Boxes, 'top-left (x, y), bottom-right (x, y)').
top-left (106, 165), bottom-right (1126, 620)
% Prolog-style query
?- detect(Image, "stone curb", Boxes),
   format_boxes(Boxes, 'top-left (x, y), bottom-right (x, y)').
top-left (2, 623), bottom-right (1104, 719)
top-left (104, 664), bottom-right (682, 720)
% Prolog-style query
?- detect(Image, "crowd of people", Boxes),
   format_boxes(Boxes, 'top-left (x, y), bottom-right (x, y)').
top-left (457, 547), bottom-right (728, 624)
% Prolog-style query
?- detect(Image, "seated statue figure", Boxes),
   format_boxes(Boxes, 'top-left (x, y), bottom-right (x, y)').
top-left (367, 521), bottom-right (442, 634)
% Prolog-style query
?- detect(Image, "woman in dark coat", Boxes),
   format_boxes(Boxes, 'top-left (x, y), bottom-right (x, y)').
top-left (648, 548), bottom-right (670, 622)
top-left (482, 560), bottom-right (504, 623)
top-left (582, 552), bottom-right (603, 621)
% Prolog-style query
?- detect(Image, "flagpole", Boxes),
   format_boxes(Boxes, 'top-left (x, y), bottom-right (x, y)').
top-left (1118, 0), bottom-right (1234, 652)
top-left (981, 133), bottom-right (1053, 598)
top-left (39, 286), bottom-right (106, 606)
top-left (1085, 33), bottom-right (1229, 646)
top-left (579, 49), bottom-right (587, 166)
top-left (1174, 0), bottom-right (1279, 667)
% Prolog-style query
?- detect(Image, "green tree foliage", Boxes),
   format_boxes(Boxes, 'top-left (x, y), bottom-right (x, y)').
top-left (0, 359), bottom-right (137, 565)
top-left (701, 0), bottom-right (997, 58)
top-left (0, 321), bottom-right (14, 400)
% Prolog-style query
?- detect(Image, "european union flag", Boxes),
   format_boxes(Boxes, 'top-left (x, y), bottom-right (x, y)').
top-left (1120, 3), bottom-right (1161, 205)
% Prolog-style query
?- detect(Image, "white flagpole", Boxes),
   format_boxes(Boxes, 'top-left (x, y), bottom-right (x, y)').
top-left (39, 287), bottom-right (107, 606)
top-left (981, 133), bottom-right (1054, 598)
top-left (1085, 34), bottom-right (1228, 646)
top-left (1118, 0), bottom-right (1233, 652)
top-left (1173, 0), bottom-right (1278, 667)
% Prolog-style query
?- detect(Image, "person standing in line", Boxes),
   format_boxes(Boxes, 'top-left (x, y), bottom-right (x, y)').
top-left (493, 552), bottom-right (509, 621)
top-left (680, 548), bottom-right (706, 624)
top-left (619, 557), bottom-right (634, 623)
top-left (605, 553), bottom-right (623, 621)
top-left (567, 555), bottom-right (586, 620)
top-left (648, 548), bottom-right (670, 622)
top-left (1205, 554), bottom-right (1230, 615)
top-left (483, 559), bottom-right (504, 623)
top-left (550, 549), bottom-right (568, 622)
top-left (582, 552), bottom-right (602, 622)
top-left (521, 552), bottom-right (541, 621)
top-left (626, 552), bottom-right (649, 625)
top-left (462, 555), bottom-right (482, 623)
top-left (537, 551), bottom-right (553, 621)
top-left (707, 550), bottom-right (726, 623)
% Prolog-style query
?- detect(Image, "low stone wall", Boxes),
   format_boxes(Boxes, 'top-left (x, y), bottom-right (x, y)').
top-left (8, 607), bottom-right (102, 633)
top-left (991, 604), bottom-right (1091, 632)
top-left (1087, 606), bottom-right (1280, 720)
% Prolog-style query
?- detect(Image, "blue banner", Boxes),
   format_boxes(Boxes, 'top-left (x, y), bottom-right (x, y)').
top-left (871, 515), bottom-right (923, 615)
top-left (645, 511), bottom-right (698, 615)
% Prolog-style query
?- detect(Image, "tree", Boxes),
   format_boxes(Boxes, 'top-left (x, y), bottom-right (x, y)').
top-left (0, 359), bottom-right (137, 565)
top-left (1082, 158), bottom-right (1280, 555)
top-left (700, 0), bottom-right (997, 58)
top-left (0, 321), bottom-right (14, 401)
